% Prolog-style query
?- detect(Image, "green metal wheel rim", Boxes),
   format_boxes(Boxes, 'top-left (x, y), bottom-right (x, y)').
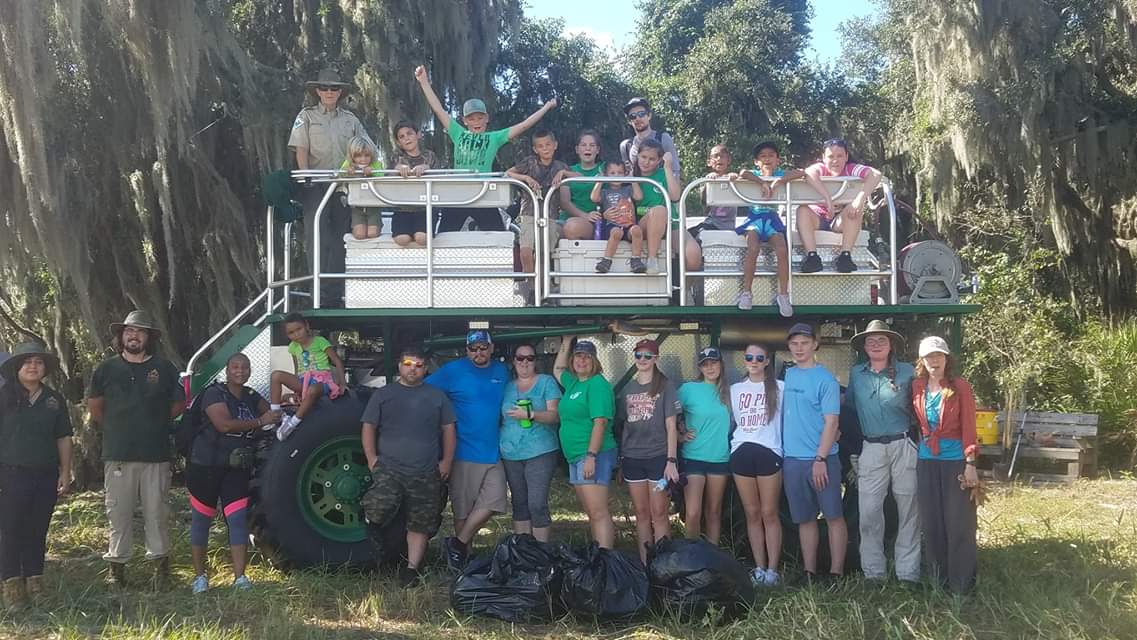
top-left (295, 435), bottom-right (373, 543)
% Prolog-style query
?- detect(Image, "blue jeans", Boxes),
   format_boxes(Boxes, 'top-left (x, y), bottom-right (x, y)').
top-left (501, 450), bottom-right (559, 528)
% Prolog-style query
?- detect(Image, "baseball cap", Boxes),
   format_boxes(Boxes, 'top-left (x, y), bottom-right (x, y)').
top-left (466, 330), bottom-right (492, 346)
top-left (787, 322), bottom-right (816, 339)
top-left (697, 347), bottom-right (722, 363)
top-left (572, 340), bottom-right (597, 356)
top-left (623, 97), bottom-right (650, 114)
top-left (633, 339), bottom-right (659, 354)
top-left (462, 98), bottom-right (488, 116)
top-left (918, 336), bottom-right (951, 358)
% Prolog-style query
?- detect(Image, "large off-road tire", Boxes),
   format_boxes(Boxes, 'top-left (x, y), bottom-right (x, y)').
top-left (248, 397), bottom-right (405, 570)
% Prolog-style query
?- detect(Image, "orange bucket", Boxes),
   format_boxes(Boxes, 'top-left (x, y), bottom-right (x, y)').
top-left (976, 409), bottom-right (1000, 446)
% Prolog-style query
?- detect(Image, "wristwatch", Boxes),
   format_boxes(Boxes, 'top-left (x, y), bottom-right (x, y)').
top-left (586, 451), bottom-right (597, 459)
top-left (814, 455), bottom-right (826, 463)
top-left (666, 457), bottom-right (678, 464)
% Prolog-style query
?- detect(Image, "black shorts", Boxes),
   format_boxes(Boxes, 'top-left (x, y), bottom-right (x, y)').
top-left (391, 211), bottom-right (428, 237)
top-left (729, 442), bottom-right (783, 478)
top-left (621, 455), bottom-right (667, 483)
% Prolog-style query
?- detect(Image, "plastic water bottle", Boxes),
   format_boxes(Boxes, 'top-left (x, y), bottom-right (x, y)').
top-left (593, 216), bottom-right (603, 240)
top-left (652, 478), bottom-right (669, 493)
top-left (516, 399), bottom-right (533, 428)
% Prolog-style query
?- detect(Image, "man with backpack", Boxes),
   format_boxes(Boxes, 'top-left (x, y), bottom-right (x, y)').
top-left (620, 97), bottom-right (681, 176)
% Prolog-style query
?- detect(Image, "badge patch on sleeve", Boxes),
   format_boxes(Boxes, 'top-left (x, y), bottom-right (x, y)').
top-left (293, 117), bottom-right (304, 129)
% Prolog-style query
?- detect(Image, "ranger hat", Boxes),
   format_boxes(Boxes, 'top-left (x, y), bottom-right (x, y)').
top-left (110, 309), bottom-right (162, 338)
top-left (0, 342), bottom-right (60, 381)
top-left (305, 69), bottom-right (354, 94)
top-left (851, 319), bottom-right (905, 352)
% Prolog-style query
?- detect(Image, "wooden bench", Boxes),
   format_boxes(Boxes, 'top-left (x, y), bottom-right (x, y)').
top-left (979, 411), bottom-right (1099, 482)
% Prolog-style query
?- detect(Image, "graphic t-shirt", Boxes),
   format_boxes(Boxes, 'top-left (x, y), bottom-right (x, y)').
top-left (599, 185), bottom-right (636, 225)
top-left (618, 377), bottom-right (680, 459)
top-left (557, 371), bottom-right (616, 463)
top-left (289, 336), bottom-right (334, 373)
top-left (426, 358), bottom-right (509, 464)
top-left (561, 163), bottom-right (602, 222)
top-left (781, 365), bottom-right (841, 460)
top-left (0, 387), bottom-right (72, 469)
top-left (191, 384), bottom-right (263, 467)
top-left (729, 379), bottom-right (784, 456)
top-left (447, 120), bottom-right (512, 172)
top-left (89, 355), bottom-right (183, 462)
top-left (361, 382), bottom-right (456, 474)
top-left (499, 374), bottom-right (562, 461)
top-left (677, 381), bottom-right (731, 463)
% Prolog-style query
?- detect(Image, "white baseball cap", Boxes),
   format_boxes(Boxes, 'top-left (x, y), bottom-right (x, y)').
top-left (918, 336), bottom-right (951, 358)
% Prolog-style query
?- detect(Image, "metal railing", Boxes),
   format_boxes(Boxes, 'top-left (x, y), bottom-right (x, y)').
top-left (677, 175), bottom-right (898, 305)
top-left (540, 176), bottom-right (673, 305)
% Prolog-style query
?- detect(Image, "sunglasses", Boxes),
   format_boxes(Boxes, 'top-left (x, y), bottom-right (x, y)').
top-left (822, 138), bottom-right (848, 149)
top-left (316, 85), bottom-right (342, 92)
top-left (467, 344), bottom-right (490, 353)
top-left (400, 359), bottom-right (425, 369)
top-left (514, 354), bottom-right (535, 362)
top-left (744, 353), bottom-right (767, 362)
top-left (633, 352), bottom-right (656, 360)
top-left (626, 110), bottom-right (649, 121)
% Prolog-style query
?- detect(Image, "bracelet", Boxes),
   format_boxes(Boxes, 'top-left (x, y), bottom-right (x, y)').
top-left (814, 456), bottom-right (826, 463)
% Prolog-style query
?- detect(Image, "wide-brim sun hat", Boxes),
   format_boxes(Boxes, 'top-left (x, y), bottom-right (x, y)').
top-left (0, 342), bottom-right (60, 380)
top-left (109, 309), bottom-right (162, 338)
top-left (304, 69), bottom-right (354, 94)
top-left (851, 319), bottom-right (905, 352)
top-left (918, 336), bottom-right (951, 358)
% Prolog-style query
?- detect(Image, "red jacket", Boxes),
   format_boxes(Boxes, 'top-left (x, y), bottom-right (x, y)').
top-left (911, 376), bottom-right (978, 459)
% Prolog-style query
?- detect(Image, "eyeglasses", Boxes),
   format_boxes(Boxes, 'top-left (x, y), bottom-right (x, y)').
top-left (467, 344), bottom-right (490, 353)
top-left (744, 354), bottom-right (767, 362)
top-left (316, 85), bottom-right (342, 92)
top-left (633, 352), bottom-right (656, 360)
top-left (514, 355), bottom-right (535, 362)
top-left (626, 110), bottom-right (649, 121)
top-left (400, 359), bottom-right (426, 369)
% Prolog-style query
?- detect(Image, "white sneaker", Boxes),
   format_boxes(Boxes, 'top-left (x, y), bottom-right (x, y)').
top-left (750, 567), bottom-right (768, 587)
top-left (646, 257), bottom-right (659, 274)
top-left (191, 574), bottom-right (209, 594)
top-left (736, 291), bottom-right (753, 310)
top-left (774, 293), bottom-right (793, 317)
top-left (276, 415), bottom-right (301, 441)
top-left (233, 575), bottom-right (253, 591)
top-left (763, 568), bottom-right (781, 586)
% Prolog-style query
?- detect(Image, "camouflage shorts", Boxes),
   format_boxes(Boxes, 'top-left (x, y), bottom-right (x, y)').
top-left (360, 464), bottom-right (443, 535)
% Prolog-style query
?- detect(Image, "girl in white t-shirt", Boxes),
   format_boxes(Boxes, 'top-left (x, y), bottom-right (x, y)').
top-left (728, 343), bottom-right (784, 587)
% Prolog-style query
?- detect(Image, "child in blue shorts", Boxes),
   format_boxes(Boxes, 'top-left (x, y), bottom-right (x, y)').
top-left (590, 160), bottom-right (646, 274)
top-left (729, 142), bottom-right (803, 316)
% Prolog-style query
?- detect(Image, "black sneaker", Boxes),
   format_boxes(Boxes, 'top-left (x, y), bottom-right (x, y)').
top-left (835, 251), bottom-right (857, 273)
top-left (800, 252), bottom-right (823, 273)
top-left (443, 536), bottom-right (468, 573)
top-left (595, 257), bottom-right (612, 273)
top-left (397, 565), bottom-right (423, 588)
top-left (629, 257), bottom-right (647, 273)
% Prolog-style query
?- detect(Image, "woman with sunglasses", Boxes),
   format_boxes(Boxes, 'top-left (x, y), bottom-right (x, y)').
top-left (618, 339), bottom-right (681, 564)
top-left (729, 344), bottom-right (785, 586)
top-left (676, 347), bottom-right (732, 544)
top-left (553, 336), bottom-right (617, 548)
top-left (499, 345), bottom-right (562, 542)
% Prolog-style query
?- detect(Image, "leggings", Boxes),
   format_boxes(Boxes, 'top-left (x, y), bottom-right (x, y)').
top-left (0, 465), bottom-right (58, 579)
top-left (186, 464), bottom-right (251, 547)
top-left (501, 450), bottom-right (559, 528)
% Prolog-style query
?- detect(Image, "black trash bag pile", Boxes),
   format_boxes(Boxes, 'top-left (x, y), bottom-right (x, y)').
top-left (559, 542), bottom-right (649, 620)
top-left (450, 534), bottom-right (564, 622)
top-left (647, 537), bottom-right (755, 619)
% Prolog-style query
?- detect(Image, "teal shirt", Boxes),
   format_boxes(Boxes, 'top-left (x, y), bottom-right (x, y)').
top-left (845, 361), bottom-right (915, 438)
top-left (677, 381), bottom-right (731, 463)
top-left (499, 374), bottom-right (562, 461)
top-left (919, 390), bottom-right (964, 460)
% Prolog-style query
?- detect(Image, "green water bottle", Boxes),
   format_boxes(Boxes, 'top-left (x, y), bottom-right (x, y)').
top-left (517, 399), bottom-right (533, 428)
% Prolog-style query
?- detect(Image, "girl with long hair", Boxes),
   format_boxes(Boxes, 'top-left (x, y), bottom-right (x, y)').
top-left (677, 347), bottom-right (732, 544)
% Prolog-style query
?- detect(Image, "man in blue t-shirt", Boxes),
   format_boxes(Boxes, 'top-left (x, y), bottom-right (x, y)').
top-left (781, 322), bottom-right (848, 580)
top-left (425, 330), bottom-right (509, 571)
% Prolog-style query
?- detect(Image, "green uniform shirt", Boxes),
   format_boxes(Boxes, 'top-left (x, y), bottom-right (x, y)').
top-left (0, 387), bottom-right (72, 469)
top-left (287, 105), bottom-right (370, 171)
top-left (89, 355), bottom-right (182, 462)
top-left (637, 166), bottom-right (670, 210)
top-left (558, 371), bottom-right (617, 463)
top-left (447, 120), bottom-right (512, 173)
top-left (845, 361), bottom-right (916, 438)
top-left (560, 163), bottom-right (602, 222)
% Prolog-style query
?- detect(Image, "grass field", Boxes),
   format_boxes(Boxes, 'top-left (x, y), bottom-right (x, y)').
top-left (1, 477), bottom-right (1135, 639)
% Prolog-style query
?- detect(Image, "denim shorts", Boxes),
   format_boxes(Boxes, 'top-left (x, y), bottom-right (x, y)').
top-left (783, 455), bottom-right (844, 524)
top-left (679, 458), bottom-right (730, 476)
top-left (568, 448), bottom-right (617, 486)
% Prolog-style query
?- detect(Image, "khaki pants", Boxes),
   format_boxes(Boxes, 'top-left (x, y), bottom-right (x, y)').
top-left (103, 461), bottom-right (171, 563)
top-left (858, 439), bottom-right (921, 581)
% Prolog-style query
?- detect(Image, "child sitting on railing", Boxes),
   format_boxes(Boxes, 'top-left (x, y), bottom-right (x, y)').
top-left (341, 136), bottom-right (385, 240)
top-left (633, 138), bottom-right (689, 274)
top-left (269, 312), bottom-right (347, 440)
top-left (391, 121), bottom-right (441, 247)
top-left (590, 159), bottom-right (645, 274)
top-left (729, 142), bottom-right (803, 316)
top-left (796, 138), bottom-right (882, 273)
top-left (702, 144), bottom-right (741, 231)
top-left (504, 128), bottom-right (574, 276)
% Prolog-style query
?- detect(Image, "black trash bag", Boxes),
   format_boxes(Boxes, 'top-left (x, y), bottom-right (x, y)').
top-left (560, 543), bottom-right (649, 619)
top-left (450, 534), bottom-right (564, 622)
top-left (647, 537), bottom-right (755, 619)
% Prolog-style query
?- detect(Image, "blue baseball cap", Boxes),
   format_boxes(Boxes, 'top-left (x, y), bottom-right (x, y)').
top-left (787, 322), bottom-right (816, 339)
top-left (466, 330), bottom-right (492, 346)
top-left (697, 347), bottom-right (722, 363)
top-left (572, 340), bottom-right (597, 356)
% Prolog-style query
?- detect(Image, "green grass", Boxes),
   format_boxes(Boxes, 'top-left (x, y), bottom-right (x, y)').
top-left (2, 478), bottom-right (1136, 639)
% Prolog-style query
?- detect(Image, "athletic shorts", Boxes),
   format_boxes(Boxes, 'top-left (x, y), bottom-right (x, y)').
top-left (599, 220), bottom-right (637, 241)
top-left (783, 456), bottom-right (844, 524)
top-left (186, 464), bottom-right (250, 520)
top-left (736, 210), bottom-right (786, 242)
top-left (361, 464), bottom-right (443, 535)
top-left (448, 460), bottom-right (508, 521)
top-left (568, 448), bottom-right (617, 486)
top-left (806, 204), bottom-right (843, 231)
top-left (351, 208), bottom-right (381, 228)
top-left (391, 211), bottom-right (428, 238)
top-left (621, 455), bottom-right (667, 483)
top-left (680, 458), bottom-right (730, 477)
top-left (301, 370), bottom-right (340, 399)
top-left (729, 442), bottom-right (784, 478)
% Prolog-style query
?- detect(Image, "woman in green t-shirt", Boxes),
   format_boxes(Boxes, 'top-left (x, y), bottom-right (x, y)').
top-left (553, 335), bottom-right (617, 549)
top-left (558, 130), bottom-right (604, 241)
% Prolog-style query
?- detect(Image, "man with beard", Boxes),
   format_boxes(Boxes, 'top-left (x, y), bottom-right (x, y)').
top-left (619, 97), bottom-right (681, 176)
top-left (425, 331), bottom-right (509, 571)
top-left (87, 310), bottom-right (185, 588)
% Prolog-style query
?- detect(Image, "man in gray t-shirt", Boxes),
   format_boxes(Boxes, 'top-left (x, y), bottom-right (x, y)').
top-left (360, 348), bottom-right (456, 585)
